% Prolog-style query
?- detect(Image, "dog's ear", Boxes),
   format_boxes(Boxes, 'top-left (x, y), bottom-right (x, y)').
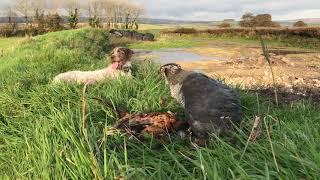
top-left (125, 48), bottom-right (134, 59)
top-left (110, 47), bottom-right (119, 62)
top-left (110, 47), bottom-right (118, 56)
top-left (127, 48), bottom-right (134, 56)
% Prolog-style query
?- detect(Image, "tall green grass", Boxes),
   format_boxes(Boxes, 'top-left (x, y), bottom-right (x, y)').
top-left (0, 29), bottom-right (319, 179)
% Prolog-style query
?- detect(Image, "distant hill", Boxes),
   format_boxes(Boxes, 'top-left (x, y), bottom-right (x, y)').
top-left (139, 18), bottom-right (320, 25)
top-left (280, 18), bottom-right (320, 24)
top-left (295, 18), bottom-right (320, 23)
top-left (1, 16), bottom-right (319, 25)
top-left (138, 18), bottom-right (214, 24)
top-left (291, 18), bottom-right (320, 24)
top-left (0, 16), bottom-right (24, 23)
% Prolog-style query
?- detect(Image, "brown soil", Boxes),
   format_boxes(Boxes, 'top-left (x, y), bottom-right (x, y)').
top-left (179, 46), bottom-right (320, 103)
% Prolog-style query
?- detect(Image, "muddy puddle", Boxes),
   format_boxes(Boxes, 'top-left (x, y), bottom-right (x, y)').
top-left (133, 49), bottom-right (226, 64)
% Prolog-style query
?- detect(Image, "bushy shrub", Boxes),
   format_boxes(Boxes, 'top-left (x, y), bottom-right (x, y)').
top-left (0, 23), bottom-right (18, 37)
top-left (68, 8), bottom-right (79, 29)
top-left (239, 13), bottom-right (280, 27)
top-left (89, 15), bottom-right (102, 28)
top-left (293, 21), bottom-right (307, 27)
top-left (218, 22), bottom-right (231, 28)
top-left (45, 13), bottom-right (63, 32)
top-left (0, 23), bottom-right (26, 37)
top-left (134, 22), bottom-right (139, 30)
top-left (161, 27), bottom-right (320, 39)
top-left (1, 12), bottom-right (67, 37)
top-left (57, 29), bottom-right (112, 58)
top-left (161, 28), bottom-right (198, 35)
top-left (33, 9), bottom-right (46, 34)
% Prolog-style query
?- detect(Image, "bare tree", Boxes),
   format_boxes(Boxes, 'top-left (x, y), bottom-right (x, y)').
top-left (14, 0), bottom-right (47, 25)
top-left (12, 0), bottom-right (145, 29)
top-left (32, 0), bottom-right (46, 11)
top-left (15, 0), bottom-right (33, 24)
top-left (31, 0), bottom-right (47, 26)
top-left (5, 6), bottom-right (17, 24)
top-left (64, 0), bottom-right (80, 11)
top-left (101, 0), bottom-right (144, 29)
top-left (88, 0), bottom-right (104, 28)
top-left (127, 4), bottom-right (144, 29)
top-left (89, 0), bottom-right (104, 17)
top-left (61, 0), bottom-right (81, 29)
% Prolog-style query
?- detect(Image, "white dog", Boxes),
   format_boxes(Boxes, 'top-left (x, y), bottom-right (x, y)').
top-left (53, 47), bottom-right (134, 84)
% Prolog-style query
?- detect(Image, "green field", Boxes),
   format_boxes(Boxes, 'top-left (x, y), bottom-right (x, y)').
top-left (0, 29), bottom-right (319, 179)
top-left (128, 35), bottom-right (304, 50)
top-left (0, 37), bottom-right (25, 55)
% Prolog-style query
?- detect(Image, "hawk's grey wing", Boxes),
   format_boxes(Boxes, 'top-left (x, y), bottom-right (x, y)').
top-left (181, 73), bottom-right (241, 131)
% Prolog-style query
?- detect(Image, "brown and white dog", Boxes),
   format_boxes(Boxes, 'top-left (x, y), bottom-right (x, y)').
top-left (53, 47), bottom-right (134, 84)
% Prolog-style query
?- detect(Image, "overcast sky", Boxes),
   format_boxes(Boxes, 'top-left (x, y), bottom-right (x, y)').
top-left (0, 0), bottom-right (319, 21)
top-left (133, 0), bottom-right (320, 21)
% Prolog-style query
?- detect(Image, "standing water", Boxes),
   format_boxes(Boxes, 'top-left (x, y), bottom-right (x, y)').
top-left (133, 48), bottom-right (225, 64)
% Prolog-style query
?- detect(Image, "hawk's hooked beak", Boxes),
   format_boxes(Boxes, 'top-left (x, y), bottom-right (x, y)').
top-left (159, 66), bottom-right (167, 77)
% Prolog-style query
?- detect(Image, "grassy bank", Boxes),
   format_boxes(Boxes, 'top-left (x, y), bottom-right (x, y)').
top-left (0, 29), bottom-right (319, 179)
